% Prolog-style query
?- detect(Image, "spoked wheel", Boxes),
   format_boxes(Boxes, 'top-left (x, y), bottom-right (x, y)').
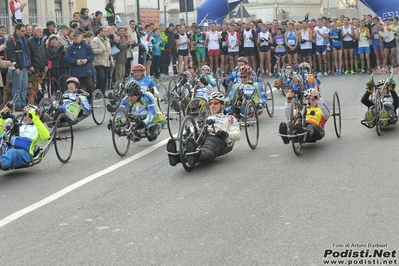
top-left (264, 81), bottom-right (274, 117)
top-left (244, 101), bottom-right (259, 150)
top-left (179, 115), bottom-right (198, 172)
top-left (332, 91), bottom-right (341, 138)
top-left (215, 67), bottom-right (223, 80)
top-left (374, 89), bottom-right (382, 136)
top-left (167, 77), bottom-right (179, 98)
top-left (256, 68), bottom-right (263, 78)
top-left (111, 108), bottom-right (131, 156)
top-left (281, 81), bottom-right (287, 96)
top-left (49, 77), bottom-right (61, 98)
top-left (38, 98), bottom-right (55, 133)
top-left (167, 97), bottom-right (183, 140)
top-left (150, 75), bottom-right (158, 89)
top-left (112, 78), bottom-right (127, 103)
top-left (11, 93), bottom-right (29, 113)
top-left (91, 89), bottom-right (106, 125)
top-left (54, 113), bottom-right (74, 163)
top-left (290, 99), bottom-right (303, 156)
top-left (216, 78), bottom-right (224, 94)
top-left (158, 83), bottom-right (168, 104)
top-left (198, 102), bottom-right (210, 122)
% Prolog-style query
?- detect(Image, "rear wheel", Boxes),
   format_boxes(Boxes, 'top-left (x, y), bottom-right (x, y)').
top-left (179, 115), bottom-right (198, 172)
top-left (167, 97), bottom-right (183, 139)
top-left (244, 101), bottom-right (259, 150)
top-left (158, 83), bottom-right (168, 104)
top-left (198, 102), bottom-right (210, 122)
top-left (38, 98), bottom-right (55, 133)
top-left (54, 113), bottom-right (74, 163)
top-left (111, 108), bottom-right (131, 156)
top-left (264, 81), bottom-right (274, 117)
top-left (333, 91), bottom-right (341, 138)
top-left (290, 99), bottom-right (303, 156)
top-left (91, 89), bottom-right (106, 125)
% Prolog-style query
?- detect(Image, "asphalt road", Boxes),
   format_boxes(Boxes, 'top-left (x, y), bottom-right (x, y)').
top-left (0, 74), bottom-right (398, 266)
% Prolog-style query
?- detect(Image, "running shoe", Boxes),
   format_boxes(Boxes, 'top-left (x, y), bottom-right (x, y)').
top-left (334, 71), bottom-right (339, 76)
top-left (337, 70), bottom-right (342, 76)
top-left (350, 69), bottom-right (355, 74)
top-left (324, 71), bottom-right (328, 76)
top-left (344, 70), bottom-right (349, 75)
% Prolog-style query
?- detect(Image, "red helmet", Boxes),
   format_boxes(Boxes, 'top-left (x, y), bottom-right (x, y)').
top-left (237, 56), bottom-right (248, 64)
top-left (132, 64), bottom-right (146, 72)
top-left (66, 77), bottom-right (80, 88)
top-left (238, 65), bottom-right (252, 75)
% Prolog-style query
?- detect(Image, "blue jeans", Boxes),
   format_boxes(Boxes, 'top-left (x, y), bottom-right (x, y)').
top-left (11, 67), bottom-right (28, 107)
top-left (0, 148), bottom-right (33, 169)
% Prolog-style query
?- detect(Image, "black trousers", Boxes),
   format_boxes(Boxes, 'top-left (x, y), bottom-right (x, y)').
top-left (95, 66), bottom-right (109, 94)
top-left (198, 135), bottom-right (227, 163)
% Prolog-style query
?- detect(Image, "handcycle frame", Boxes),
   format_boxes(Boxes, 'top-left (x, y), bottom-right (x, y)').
top-left (278, 90), bottom-right (341, 156)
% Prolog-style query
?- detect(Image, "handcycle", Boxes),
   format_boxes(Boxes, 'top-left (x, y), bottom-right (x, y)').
top-left (278, 89), bottom-right (341, 156)
top-left (37, 88), bottom-right (106, 130)
top-left (361, 68), bottom-right (397, 136)
top-left (111, 107), bottom-right (160, 156)
top-left (0, 102), bottom-right (74, 169)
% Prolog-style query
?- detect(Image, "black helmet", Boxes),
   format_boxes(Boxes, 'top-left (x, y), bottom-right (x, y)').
top-left (124, 80), bottom-right (141, 96)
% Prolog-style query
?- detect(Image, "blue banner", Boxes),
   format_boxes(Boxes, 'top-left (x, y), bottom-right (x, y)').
top-left (360, 0), bottom-right (399, 20)
top-left (197, 0), bottom-right (243, 26)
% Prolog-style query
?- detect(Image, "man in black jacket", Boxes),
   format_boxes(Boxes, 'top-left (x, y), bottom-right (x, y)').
top-left (163, 23), bottom-right (175, 77)
top-left (5, 23), bottom-right (30, 110)
top-left (26, 25), bottom-right (47, 102)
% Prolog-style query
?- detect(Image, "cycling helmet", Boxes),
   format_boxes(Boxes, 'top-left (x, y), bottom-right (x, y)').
top-left (237, 56), bottom-right (248, 64)
top-left (201, 65), bottom-right (210, 72)
top-left (132, 63), bottom-right (146, 72)
top-left (304, 88), bottom-right (313, 97)
top-left (66, 77), bottom-right (80, 88)
top-left (299, 62), bottom-right (310, 69)
top-left (238, 65), bottom-right (252, 76)
top-left (124, 80), bottom-right (141, 96)
top-left (209, 91), bottom-right (225, 103)
top-left (182, 71), bottom-right (192, 79)
top-left (274, 78), bottom-right (281, 87)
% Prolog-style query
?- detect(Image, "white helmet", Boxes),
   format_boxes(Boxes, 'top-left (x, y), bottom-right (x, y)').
top-left (299, 62), bottom-right (310, 69)
top-left (209, 91), bottom-right (225, 103)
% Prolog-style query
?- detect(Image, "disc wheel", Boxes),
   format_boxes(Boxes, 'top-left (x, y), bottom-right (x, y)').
top-left (244, 101), bottom-right (259, 150)
top-left (264, 81), bottom-right (274, 117)
top-left (111, 108), bottom-right (131, 156)
top-left (179, 115), bottom-right (198, 172)
top-left (374, 89), bottom-right (382, 136)
top-left (290, 99), bottom-right (303, 156)
top-left (332, 91), bottom-right (341, 138)
top-left (91, 89), bottom-right (106, 125)
top-left (167, 97), bottom-right (183, 140)
top-left (54, 113), bottom-right (74, 163)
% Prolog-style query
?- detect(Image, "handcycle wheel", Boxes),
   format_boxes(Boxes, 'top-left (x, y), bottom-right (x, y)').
top-left (281, 81), bottom-right (287, 96)
top-left (374, 89), bottom-right (382, 136)
top-left (179, 115), bottom-right (198, 172)
top-left (225, 81), bottom-right (234, 98)
top-left (38, 98), bottom-right (55, 133)
top-left (290, 99), bottom-right (303, 156)
top-left (111, 108), bottom-right (131, 156)
top-left (54, 113), bottom-right (74, 163)
top-left (256, 68), bottom-right (263, 78)
top-left (167, 76), bottom-right (179, 98)
top-left (112, 78), bottom-right (127, 103)
top-left (11, 93), bottom-right (29, 113)
top-left (91, 89), bottom-right (106, 125)
top-left (264, 81), bottom-right (274, 117)
top-left (150, 75), bottom-right (158, 89)
top-left (215, 67), bottom-right (223, 80)
top-left (332, 91), bottom-right (341, 138)
top-left (244, 101), bottom-right (259, 150)
top-left (167, 97), bottom-right (183, 140)
top-left (158, 83), bottom-right (168, 104)
top-left (198, 102), bottom-right (210, 122)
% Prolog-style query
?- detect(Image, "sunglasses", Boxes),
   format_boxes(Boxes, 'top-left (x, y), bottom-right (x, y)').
top-left (240, 76), bottom-right (249, 79)
top-left (209, 101), bottom-right (220, 106)
top-left (310, 97), bottom-right (318, 101)
top-left (287, 97), bottom-right (293, 100)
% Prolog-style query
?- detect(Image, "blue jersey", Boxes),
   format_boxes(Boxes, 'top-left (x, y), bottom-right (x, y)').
top-left (329, 29), bottom-right (342, 47)
top-left (131, 76), bottom-right (159, 97)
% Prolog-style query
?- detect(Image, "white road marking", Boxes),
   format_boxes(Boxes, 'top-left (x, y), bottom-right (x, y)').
top-left (0, 138), bottom-right (169, 228)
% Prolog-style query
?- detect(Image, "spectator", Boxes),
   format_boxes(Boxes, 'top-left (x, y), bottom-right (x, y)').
top-left (151, 28), bottom-right (164, 79)
top-left (127, 19), bottom-right (139, 67)
top-left (24, 24), bottom-right (32, 39)
top-left (114, 26), bottom-right (128, 81)
top-left (9, 0), bottom-right (27, 29)
top-left (163, 23), bottom-right (175, 77)
top-left (105, 0), bottom-right (115, 25)
top-left (45, 34), bottom-right (63, 96)
top-left (64, 30), bottom-right (95, 99)
top-left (0, 25), bottom-right (8, 96)
top-left (69, 12), bottom-right (82, 28)
top-left (158, 23), bottom-right (168, 78)
top-left (5, 23), bottom-right (30, 110)
top-left (91, 26), bottom-right (112, 94)
top-left (92, 11), bottom-right (103, 36)
top-left (79, 7), bottom-right (93, 33)
top-left (56, 24), bottom-right (71, 92)
top-left (43, 20), bottom-right (56, 40)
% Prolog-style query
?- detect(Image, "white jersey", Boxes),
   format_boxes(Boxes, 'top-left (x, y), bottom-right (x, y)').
top-left (207, 31), bottom-right (220, 50)
top-left (342, 25), bottom-right (353, 41)
top-left (300, 30), bottom-right (312, 49)
top-left (178, 33), bottom-right (188, 50)
top-left (227, 32), bottom-right (239, 52)
top-left (258, 31), bottom-right (270, 46)
top-left (243, 29), bottom-right (255, 48)
top-left (379, 28), bottom-right (395, 43)
top-left (12, 0), bottom-right (22, 19)
top-left (315, 26), bottom-right (329, 46)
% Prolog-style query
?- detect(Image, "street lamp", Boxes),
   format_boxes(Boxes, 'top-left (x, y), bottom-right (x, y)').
top-left (164, 0), bottom-right (168, 24)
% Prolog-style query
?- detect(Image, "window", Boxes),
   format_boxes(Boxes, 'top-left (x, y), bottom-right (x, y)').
top-left (28, 0), bottom-right (37, 25)
top-left (0, 0), bottom-right (9, 29)
top-left (54, 0), bottom-right (62, 24)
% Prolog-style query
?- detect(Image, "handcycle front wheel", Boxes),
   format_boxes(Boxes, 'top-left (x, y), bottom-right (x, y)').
top-left (54, 113), bottom-right (74, 163)
top-left (244, 101), bottom-right (259, 150)
top-left (111, 108), bottom-right (131, 156)
top-left (91, 89), bottom-right (106, 125)
top-left (38, 98), bottom-right (55, 134)
top-left (167, 97), bottom-right (183, 140)
top-left (290, 99), bottom-right (303, 156)
top-left (374, 89), bottom-right (382, 136)
top-left (264, 81), bottom-right (274, 117)
top-left (179, 115), bottom-right (199, 172)
top-left (332, 91), bottom-right (341, 138)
